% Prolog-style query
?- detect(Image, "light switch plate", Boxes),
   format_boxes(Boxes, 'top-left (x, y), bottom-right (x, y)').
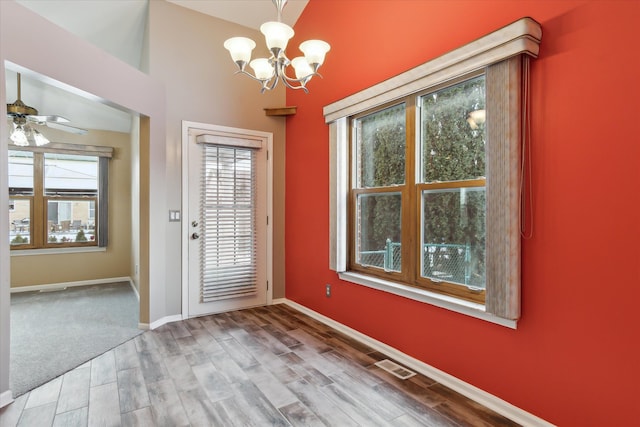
top-left (169, 210), bottom-right (181, 222)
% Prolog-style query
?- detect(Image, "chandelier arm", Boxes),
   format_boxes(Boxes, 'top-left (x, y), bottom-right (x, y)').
top-left (256, 76), bottom-right (277, 94)
top-left (234, 69), bottom-right (262, 81)
top-left (271, 60), bottom-right (302, 92)
top-left (281, 71), bottom-right (318, 84)
top-left (233, 69), bottom-right (273, 88)
top-left (280, 75), bottom-right (309, 91)
top-left (279, 58), bottom-right (325, 85)
top-left (282, 80), bottom-right (310, 93)
top-left (279, 72), bottom-right (309, 92)
top-left (228, 60), bottom-right (316, 94)
top-left (279, 68), bottom-right (306, 84)
top-left (229, 69), bottom-right (276, 94)
top-left (274, 60), bottom-right (313, 93)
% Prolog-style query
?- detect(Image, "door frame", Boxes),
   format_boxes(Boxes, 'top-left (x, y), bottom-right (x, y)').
top-left (180, 121), bottom-right (273, 318)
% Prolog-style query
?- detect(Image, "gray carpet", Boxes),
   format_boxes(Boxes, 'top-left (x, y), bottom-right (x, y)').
top-left (10, 282), bottom-right (142, 397)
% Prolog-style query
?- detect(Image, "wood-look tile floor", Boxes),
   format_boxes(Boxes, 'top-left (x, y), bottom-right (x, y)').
top-left (0, 304), bottom-right (519, 427)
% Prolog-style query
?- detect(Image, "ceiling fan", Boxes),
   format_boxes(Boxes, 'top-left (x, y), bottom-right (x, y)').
top-left (6, 73), bottom-right (87, 146)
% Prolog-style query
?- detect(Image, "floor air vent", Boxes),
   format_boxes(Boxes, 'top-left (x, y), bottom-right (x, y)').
top-left (375, 359), bottom-right (416, 380)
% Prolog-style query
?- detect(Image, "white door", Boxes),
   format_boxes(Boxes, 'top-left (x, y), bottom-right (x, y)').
top-left (185, 125), bottom-right (270, 317)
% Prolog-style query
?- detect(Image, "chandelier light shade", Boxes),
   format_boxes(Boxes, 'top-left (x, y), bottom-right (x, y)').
top-left (223, 37), bottom-right (256, 64)
top-left (260, 21), bottom-right (294, 51)
top-left (223, 0), bottom-right (330, 93)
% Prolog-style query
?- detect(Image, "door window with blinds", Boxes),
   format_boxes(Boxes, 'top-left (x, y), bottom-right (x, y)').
top-left (199, 144), bottom-right (258, 302)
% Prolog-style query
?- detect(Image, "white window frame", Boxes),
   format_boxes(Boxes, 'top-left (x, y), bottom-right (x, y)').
top-left (325, 17), bottom-right (542, 328)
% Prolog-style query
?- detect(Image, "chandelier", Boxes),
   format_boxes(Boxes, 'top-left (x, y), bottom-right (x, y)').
top-left (223, 0), bottom-right (330, 93)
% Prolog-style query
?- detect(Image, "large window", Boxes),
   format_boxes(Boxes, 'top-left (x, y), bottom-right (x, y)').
top-left (8, 143), bottom-right (112, 250)
top-left (351, 76), bottom-right (487, 303)
top-left (326, 18), bottom-right (542, 325)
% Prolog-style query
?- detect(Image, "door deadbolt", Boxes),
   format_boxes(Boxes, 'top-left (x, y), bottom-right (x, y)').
top-left (191, 221), bottom-right (198, 227)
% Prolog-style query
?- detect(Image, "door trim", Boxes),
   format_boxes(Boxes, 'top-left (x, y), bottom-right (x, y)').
top-left (181, 121), bottom-right (273, 318)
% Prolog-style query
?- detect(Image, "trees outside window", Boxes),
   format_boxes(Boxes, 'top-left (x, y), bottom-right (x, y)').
top-left (351, 75), bottom-right (486, 303)
top-left (327, 18), bottom-right (541, 323)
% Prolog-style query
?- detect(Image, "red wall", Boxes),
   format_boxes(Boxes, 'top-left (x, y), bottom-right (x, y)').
top-left (284, 1), bottom-right (640, 425)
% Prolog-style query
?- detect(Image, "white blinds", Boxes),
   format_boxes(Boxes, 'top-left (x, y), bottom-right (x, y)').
top-left (200, 144), bottom-right (257, 302)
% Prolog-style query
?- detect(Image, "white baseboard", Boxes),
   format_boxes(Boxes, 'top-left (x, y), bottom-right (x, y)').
top-left (283, 299), bottom-right (554, 427)
top-left (0, 390), bottom-right (14, 409)
top-left (271, 298), bottom-right (287, 305)
top-left (129, 280), bottom-right (140, 301)
top-left (148, 314), bottom-right (184, 330)
top-left (10, 277), bottom-right (133, 293)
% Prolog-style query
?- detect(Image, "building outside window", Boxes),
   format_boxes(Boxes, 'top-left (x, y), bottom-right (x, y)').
top-left (8, 146), bottom-right (110, 249)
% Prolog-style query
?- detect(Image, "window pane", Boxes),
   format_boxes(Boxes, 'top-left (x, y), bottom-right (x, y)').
top-left (421, 76), bottom-right (486, 183)
top-left (9, 199), bottom-right (31, 246)
top-left (422, 187), bottom-right (485, 288)
top-left (8, 150), bottom-right (34, 195)
top-left (356, 193), bottom-right (402, 272)
top-left (46, 199), bottom-right (96, 244)
top-left (44, 153), bottom-right (98, 196)
top-left (355, 103), bottom-right (405, 188)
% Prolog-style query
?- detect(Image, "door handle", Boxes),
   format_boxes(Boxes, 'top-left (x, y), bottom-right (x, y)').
top-left (191, 232), bottom-right (200, 240)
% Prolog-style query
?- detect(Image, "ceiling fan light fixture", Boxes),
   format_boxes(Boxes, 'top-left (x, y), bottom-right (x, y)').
top-left (6, 72), bottom-right (87, 141)
top-left (32, 128), bottom-right (50, 146)
top-left (10, 125), bottom-right (29, 146)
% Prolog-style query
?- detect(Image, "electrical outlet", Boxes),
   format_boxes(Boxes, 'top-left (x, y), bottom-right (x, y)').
top-left (326, 284), bottom-right (331, 297)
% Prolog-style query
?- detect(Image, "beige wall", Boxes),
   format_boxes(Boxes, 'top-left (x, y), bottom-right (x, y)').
top-left (1, 0), bottom-right (288, 401)
top-left (1, 0), bottom-right (166, 401)
top-left (10, 128), bottom-right (132, 288)
top-left (147, 1), bottom-right (287, 311)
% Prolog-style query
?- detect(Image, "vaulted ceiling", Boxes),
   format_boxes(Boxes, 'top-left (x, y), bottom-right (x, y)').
top-left (6, 0), bottom-right (308, 133)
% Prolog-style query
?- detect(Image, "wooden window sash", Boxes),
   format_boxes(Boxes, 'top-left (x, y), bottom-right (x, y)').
top-left (9, 149), bottom-right (109, 250)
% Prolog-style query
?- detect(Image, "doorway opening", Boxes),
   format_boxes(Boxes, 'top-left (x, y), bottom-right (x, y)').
top-left (4, 65), bottom-right (143, 396)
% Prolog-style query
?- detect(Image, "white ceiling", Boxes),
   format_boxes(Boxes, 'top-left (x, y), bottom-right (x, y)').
top-left (167, 1), bottom-right (308, 32)
top-left (7, 0), bottom-right (308, 134)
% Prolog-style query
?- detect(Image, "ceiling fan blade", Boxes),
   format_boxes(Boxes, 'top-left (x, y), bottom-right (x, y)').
top-left (29, 115), bottom-right (70, 124)
top-left (45, 121), bottom-right (88, 135)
